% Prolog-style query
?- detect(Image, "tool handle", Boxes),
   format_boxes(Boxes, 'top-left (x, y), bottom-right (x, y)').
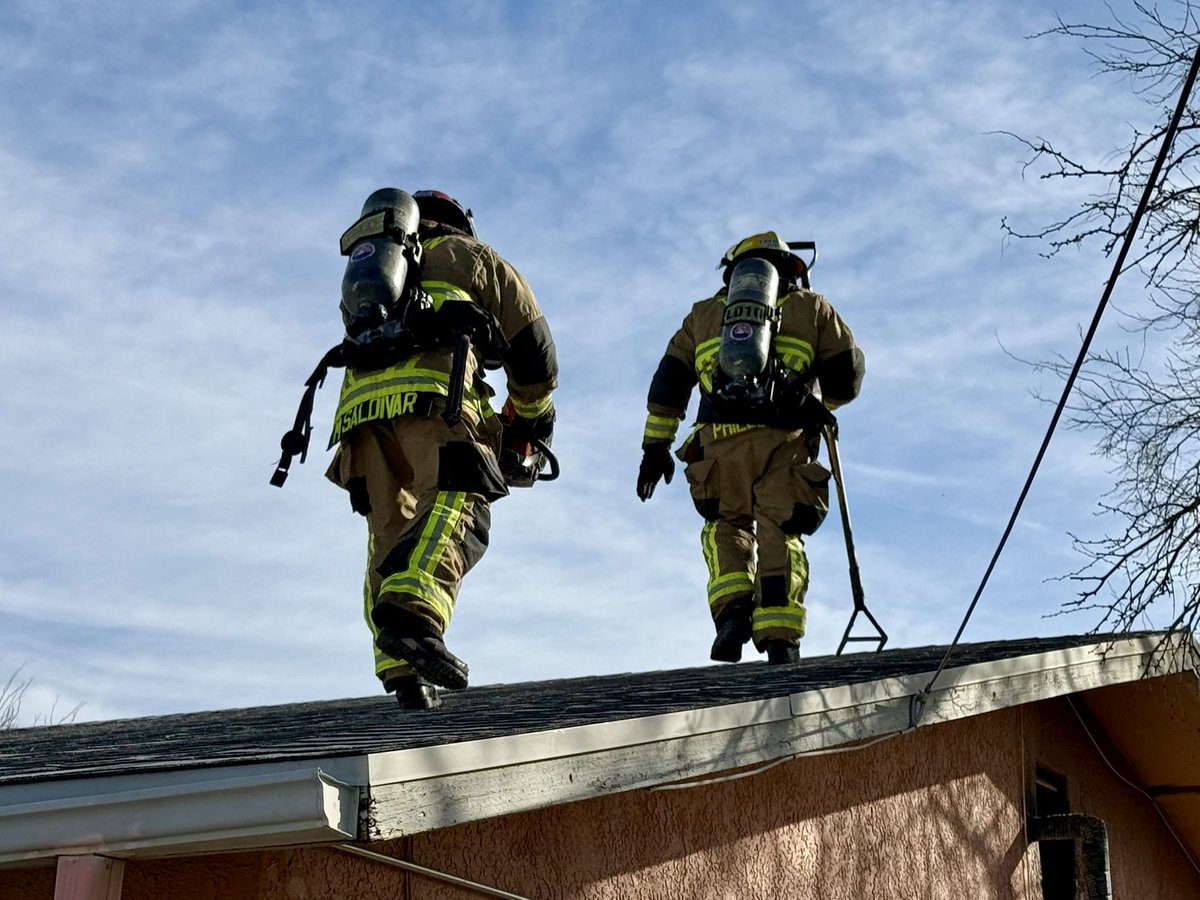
top-left (442, 333), bottom-right (470, 427)
top-left (824, 425), bottom-right (867, 610)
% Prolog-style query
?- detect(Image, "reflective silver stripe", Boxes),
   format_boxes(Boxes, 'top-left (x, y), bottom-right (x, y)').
top-left (510, 394), bottom-right (553, 418)
top-left (752, 606), bottom-right (807, 636)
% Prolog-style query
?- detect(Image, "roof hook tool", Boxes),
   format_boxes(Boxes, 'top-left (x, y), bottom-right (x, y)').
top-left (825, 422), bottom-right (888, 654)
top-left (787, 240), bottom-right (816, 289)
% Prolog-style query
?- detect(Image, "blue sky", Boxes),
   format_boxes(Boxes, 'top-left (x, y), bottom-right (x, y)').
top-left (0, 0), bottom-right (1167, 724)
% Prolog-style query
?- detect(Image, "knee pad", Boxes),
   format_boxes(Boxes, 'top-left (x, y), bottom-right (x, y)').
top-left (782, 502), bottom-right (826, 536)
top-left (438, 442), bottom-right (509, 500)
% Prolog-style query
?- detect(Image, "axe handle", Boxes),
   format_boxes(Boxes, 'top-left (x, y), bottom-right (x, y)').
top-left (823, 425), bottom-right (867, 611)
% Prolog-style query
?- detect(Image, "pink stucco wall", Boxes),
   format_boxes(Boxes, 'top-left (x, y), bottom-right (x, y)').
top-left (3, 693), bottom-right (1198, 899)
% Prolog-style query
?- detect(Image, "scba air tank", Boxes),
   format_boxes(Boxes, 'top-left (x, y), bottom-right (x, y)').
top-left (339, 188), bottom-right (421, 337)
top-left (718, 256), bottom-right (780, 380)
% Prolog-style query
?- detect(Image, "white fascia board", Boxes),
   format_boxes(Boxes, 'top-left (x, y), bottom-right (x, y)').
top-left (365, 634), bottom-right (1194, 839)
top-left (367, 696), bottom-right (795, 785)
top-left (0, 761), bottom-right (367, 865)
top-left (790, 632), bottom-right (1196, 731)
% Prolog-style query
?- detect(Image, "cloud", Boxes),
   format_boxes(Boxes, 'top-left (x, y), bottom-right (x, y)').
top-left (0, 0), bottom-right (1162, 724)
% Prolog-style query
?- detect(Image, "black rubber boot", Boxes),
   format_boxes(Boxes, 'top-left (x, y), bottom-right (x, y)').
top-left (376, 629), bottom-right (469, 690)
top-left (710, 596), bottom-right (754, 663)
top-left (765, 639), bottom-right (800, 665)
top-left (384, 675), bottom-right (442, 710)
top-left (374, 606), bottom-right (469, 690)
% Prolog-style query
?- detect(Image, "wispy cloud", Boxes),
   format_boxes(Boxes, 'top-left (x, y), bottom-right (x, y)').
top-left (0, 0), bottom-right (1158, 724)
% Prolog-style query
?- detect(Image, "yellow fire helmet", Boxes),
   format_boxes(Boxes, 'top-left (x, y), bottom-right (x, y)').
top-left (718, 231), bottom-right (807, 282)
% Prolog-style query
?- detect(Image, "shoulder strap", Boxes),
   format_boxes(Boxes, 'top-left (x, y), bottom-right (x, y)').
top-left (270, 343), bottom-right (348, 487)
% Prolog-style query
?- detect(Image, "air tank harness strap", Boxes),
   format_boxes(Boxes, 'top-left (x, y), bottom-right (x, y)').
top-left (270, 343), bottom-right (348, 488)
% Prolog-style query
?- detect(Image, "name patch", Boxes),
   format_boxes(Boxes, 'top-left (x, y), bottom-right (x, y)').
top-left (329, 391), bottom-right (434, 446)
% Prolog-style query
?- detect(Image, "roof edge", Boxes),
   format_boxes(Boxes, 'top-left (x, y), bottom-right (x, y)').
top-left (365, 632), bottom-right (1196, 839)
top-left (2, 632), bottom-right (1192, 861)
top-left (0, 768), bottom-right (359, 865)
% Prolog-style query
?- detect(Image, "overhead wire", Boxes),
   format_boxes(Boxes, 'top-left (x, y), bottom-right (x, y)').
top-left (647, 35), bottom-right (1200, 798)
top-left (912, 35), bottom-right (1200, 718)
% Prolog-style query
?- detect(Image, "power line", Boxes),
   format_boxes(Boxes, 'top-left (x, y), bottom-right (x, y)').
top-left (915, 36), bottom-right (1200, 714)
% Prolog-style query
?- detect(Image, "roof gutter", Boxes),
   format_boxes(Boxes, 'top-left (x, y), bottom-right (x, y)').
top-left (0, 767), bottom-right (359, 864)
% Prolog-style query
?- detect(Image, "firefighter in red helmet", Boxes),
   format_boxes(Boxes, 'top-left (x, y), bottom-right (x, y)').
top-left (326, 189), bottom-right (558, 709)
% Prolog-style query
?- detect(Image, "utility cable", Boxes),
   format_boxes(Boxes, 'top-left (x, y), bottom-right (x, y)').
top-left (910, 36), bottom-right (1200, 719)
top-left (1067, 697), bottom-right (1200, 877)
top-left (335, 844), bottom-right (534, 900)
top-left (648, 726), bottom-right (915, 792)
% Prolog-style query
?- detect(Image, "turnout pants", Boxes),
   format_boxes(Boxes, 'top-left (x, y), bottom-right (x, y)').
top-left (681, 424), bottom-right (830, 648)
top-left (327, 400), bottom-right (506, 683)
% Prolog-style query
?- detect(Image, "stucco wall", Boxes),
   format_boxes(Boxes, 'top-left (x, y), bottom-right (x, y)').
top-left (1023, 694), bottom-right (1200, 900)
top-left (399, 706), bottom-right (1040, 899)
top-left (4, 692), bottom-right (1199, 899)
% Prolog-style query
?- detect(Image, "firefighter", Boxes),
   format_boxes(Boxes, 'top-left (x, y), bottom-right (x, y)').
top-left (637, 232), bottom-right (864, 665)
top-left (326, 190), bottom-right (557, 709)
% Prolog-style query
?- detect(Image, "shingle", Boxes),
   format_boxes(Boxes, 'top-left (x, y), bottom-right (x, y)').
top-left (0, 633), bottom-right (1136, 785)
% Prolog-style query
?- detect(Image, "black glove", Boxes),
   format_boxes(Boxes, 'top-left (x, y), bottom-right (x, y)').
top-left (637, 443), bottom-right (675, 501)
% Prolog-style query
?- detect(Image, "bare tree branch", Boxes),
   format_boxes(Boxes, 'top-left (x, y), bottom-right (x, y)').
top-left (1005, 1), bottom-right (1200, 637)
top-left (0, 664), bottom-right (82, 730)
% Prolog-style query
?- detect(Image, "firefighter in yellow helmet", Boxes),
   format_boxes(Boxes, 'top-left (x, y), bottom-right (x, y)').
top-left (326, 190), bottom-right (558, 709)
top-left (637, 232), bottom-right (864, 665)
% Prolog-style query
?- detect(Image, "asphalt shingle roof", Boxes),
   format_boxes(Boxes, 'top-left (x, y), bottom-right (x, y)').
top-left (0, 633), bottom-right (1127, 786)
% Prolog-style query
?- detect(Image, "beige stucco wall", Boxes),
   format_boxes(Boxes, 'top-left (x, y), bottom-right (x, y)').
top-left (4, 691), bottom-right (1199, 899)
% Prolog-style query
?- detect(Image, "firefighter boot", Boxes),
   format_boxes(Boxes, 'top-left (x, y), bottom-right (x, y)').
top-left (374, 606), bottom-right (470, 690)
top-left (384, 674), bottom-right (442, 711)
top-left (710, 595), bottom-right (754, 663)
top-left (759, 575), bottom-right (801, 665)
top-left (765, 640), bottom-right (801, 665)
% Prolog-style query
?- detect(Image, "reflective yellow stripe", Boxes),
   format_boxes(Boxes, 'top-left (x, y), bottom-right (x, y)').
top-left (701, 522), bottom-right (755, 607)
top-left (329, 364), bottom-right (452, 446)
top-left (752, 606), bottom-right (807, 637)
top-left (366, 533), bottom-right (407, 672)
top-left (774, 335), bottom-right (814, 373)
top-left (422, 280), bottom-right (473, 309)
top-left (644, 413), bottom-right (680, 442)
top-left (330, 267), bottom-right (481, 445)
top-left (379, 574), bottom-right (454, 625)
top-left (510, 394), bottom-right (553, 418)
top-left (695, 337), bottom-right (721, 394)
top-left (708, 574), bottom-right (754, 608)
top-left (377, 491), bottom-right (467, 629)
top-left (701, 521), bottom-right (720, 583)
top-left (339, 367), bottom-right (451, 409)
top-left (787, 535), bottom-right (809, 605)
top-left (415, 491), bottom-right (466, 575)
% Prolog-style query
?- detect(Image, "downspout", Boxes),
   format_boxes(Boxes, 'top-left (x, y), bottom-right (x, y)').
top-left (1027, 814), bottom-right (1112, 900)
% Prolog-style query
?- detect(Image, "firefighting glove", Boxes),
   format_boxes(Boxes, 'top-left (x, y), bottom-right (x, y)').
top-left (637, 443), bottom-right (675, 501)
top-left (502, 399), bottom-right (555, 446)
